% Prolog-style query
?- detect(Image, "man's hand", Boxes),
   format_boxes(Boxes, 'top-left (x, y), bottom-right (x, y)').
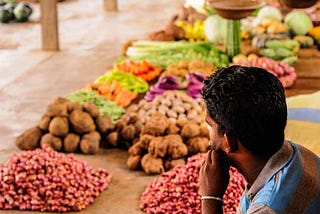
top-left (199, 150), bottom-right (230, 197)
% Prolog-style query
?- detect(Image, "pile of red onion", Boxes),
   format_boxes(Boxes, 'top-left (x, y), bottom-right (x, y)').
top-left (140, 153), bottom-right (246, 214)
top-left (0, 144), bottom-right (112, 212)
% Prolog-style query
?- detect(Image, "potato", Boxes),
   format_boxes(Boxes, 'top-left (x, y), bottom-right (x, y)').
top-left (49, 116), bottom-right (69, 137)
top-left (15, 127), bottom-right (42, 150)
top-left (127, 155), bottom-right (142, 170)
top-left (141, 153), bottom-right (164, 175)
top-left (199, 125), bottom-right (210, 138)
top-left (63, 133), bottom-right (80, 153)
top-left (164, 158), bottom-right (186, 171)
top-left (69, 110), bottom-right (96, 134)
top-left (53, 97), bottom-right (69, 104)
top-left (45, 103), bottom-right (68, 117)
top-left (40, 133), bottom-right (62, 151)
top-left (95, 115), bottom-right (113, 133)
top-left (39, 115), bottom-right (51, 131)
top-left (134, 120), bottom-right (143, 136)
top-left (67, 101), bottom-right (83, 112)
top-left (83, 102), bottom-right (100, 118)
top-left (106, 132), bottom-right (118, 147)
top-left (80, 131), bottom-right (101, 154)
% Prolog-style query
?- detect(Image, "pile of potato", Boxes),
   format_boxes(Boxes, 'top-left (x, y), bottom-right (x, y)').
top-left (126, 113), bottom-right (210, 175)
top-left (15, 97), bottom-right (114, 154)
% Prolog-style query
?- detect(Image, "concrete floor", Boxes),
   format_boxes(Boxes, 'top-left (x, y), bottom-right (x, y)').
top-left (0, 0), bottom-right (184, 213)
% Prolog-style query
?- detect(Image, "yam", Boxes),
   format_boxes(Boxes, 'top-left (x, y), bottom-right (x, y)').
top-left (15, 127), bottom-right (42, 150)
top-left (167, 122), bottom-right (180, 134)
top-left (106, 132), bottom-right (118, 147)
top-left (127, 155), bottom-right (142, 170)
top-left (199, 125), bottom-right (210, 138)
top-left (40, 133), bottom-right (62, 151)
top-left (141, 113), bottom-right (169, 136)
top-left (164, 158), bottom-right (186, 171)
top-left (48, 116), bottom-right (69, 137)
top-left (63, 133), bottom-right (80, 153)
top-left (141, 153), bottom-right (164, 175)
top-left (128, 142), bottom-right (144, 156)
top-left (80, 131), bottom-right (101, 154)
top-left (121, 125), bottom-right (136, 141)
top-left (39, 115), bottom-right (51, 131)
top-left (148, 137), bottom-right (168, 158)
top-left (181, 122), bottom-right (200, 139)
top-left (45, 103), bottom-right (68, 117)
top-left (95, 115), bottom-right (113, 133)
top-left (166, 134), bottom-right (188, 159)
top-left (139, 134), bottom-right (154, 149)
top-left (69, 110), bottom-right (96, 134)
top-left (83, 102), bottom-right (100, 118)
top-left (187, 137), bottom-right (209, 154)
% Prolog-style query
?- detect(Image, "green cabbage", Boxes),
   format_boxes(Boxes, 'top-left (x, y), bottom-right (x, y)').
top-left (204, 15), bottom-right (227, 44)
top-left (284, 11), bottom-right (313, 36)
top-left (256, 6), bottom-right (282, 23)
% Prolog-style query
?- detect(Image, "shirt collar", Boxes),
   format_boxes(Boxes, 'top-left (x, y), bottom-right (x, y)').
top-left (246, 141), bottom-right (293, 200)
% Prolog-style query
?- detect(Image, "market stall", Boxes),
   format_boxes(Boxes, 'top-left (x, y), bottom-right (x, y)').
top-left (0, 0), bottom-right (320, 213)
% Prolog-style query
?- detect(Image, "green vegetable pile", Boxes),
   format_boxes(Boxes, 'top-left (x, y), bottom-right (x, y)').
top-left (66, 90), bottom-right (125, 123)
top-left (119, 41), bottom-right (229, 69)
top-left (0, 1), bottom-right (32, 23)
top-left (95, 70), bottom-right (149, 94)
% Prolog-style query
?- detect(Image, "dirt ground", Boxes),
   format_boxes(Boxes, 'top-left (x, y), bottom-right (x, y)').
top-left (0, 0), bottom-right (184, 213)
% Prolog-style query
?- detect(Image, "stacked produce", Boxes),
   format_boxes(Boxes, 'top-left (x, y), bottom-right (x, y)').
top-left (0, 144), bottom-right (112, 212)
top-left (233, 54), bottom-right (297, 88)
top-left (0, 1), bottom-right (32, 23)
top-left (66, 90), bottom-right (125, 123)
top-left (140, 153), bottom-right (246, 214)
top-left (161, 59), bottom-right (216, 78)
top-left (126, 90), bottom-right (204, 124)
top-left (121, 40), bottom-right (229, 69)
top-left (145, 73), bottom-right (205, 101)
top-left (148, 6), bottom-right (207, 41)
top-left (114, 60), bottom-right (163, 82)
top-left (126, 112), bottom-right (210, 175)
top-left (15, 97), bottom-right (115, 154)
top-left (94, 70), bottom-right (149, 94)
top-left (86, 81), bottom-right (137, 108)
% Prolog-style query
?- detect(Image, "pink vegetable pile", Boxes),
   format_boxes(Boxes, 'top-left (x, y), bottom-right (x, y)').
top-left (140, 153), bottom-right (246, 214)
top-left (0, 144), bottom-right (112, 212)
top-left (233, 55), bottom-right (297, 88)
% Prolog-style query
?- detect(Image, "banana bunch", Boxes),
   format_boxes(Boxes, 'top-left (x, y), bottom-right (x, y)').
top-left (176, 20), bottom-right (207, 42)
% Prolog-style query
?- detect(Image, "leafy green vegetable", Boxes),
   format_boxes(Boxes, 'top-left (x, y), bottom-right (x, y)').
top-left (95, 70), bottom-right (149, 94)
top-left (204, 15), bottom-right (227, 45)
top-left (13, 2), bottom-right (32, 22)
top-left (66, 90), bottom-right (125, 123)
top-left (256, 6), bottom-right (282, 23)
top-left (119, 41), bottom-right (229, 69)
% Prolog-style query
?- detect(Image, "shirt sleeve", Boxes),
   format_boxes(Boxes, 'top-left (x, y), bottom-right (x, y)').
top-left (247, 204), bottom-right (278, 214)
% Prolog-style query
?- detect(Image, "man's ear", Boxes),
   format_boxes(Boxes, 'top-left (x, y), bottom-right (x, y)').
top-left (223, 134), bottom-right (238, 153)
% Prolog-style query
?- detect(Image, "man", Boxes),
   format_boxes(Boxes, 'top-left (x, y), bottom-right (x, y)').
top-left (199, 65), bottom-right (320, 214)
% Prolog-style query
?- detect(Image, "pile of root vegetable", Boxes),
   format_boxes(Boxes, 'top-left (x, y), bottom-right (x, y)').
top-left (140, 153), bottom-right (246, 214)
top-left (15, 97), bottom-right (115, 154)
top-left (0, 145), bottom-right (111, 212)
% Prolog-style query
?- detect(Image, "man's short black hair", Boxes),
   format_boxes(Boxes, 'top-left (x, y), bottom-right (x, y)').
top-left (201, 65), bottom-right (287, 158)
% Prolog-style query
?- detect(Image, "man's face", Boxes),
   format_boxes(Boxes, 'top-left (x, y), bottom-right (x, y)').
top-left (205, 114), bottom-right (225, 153)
